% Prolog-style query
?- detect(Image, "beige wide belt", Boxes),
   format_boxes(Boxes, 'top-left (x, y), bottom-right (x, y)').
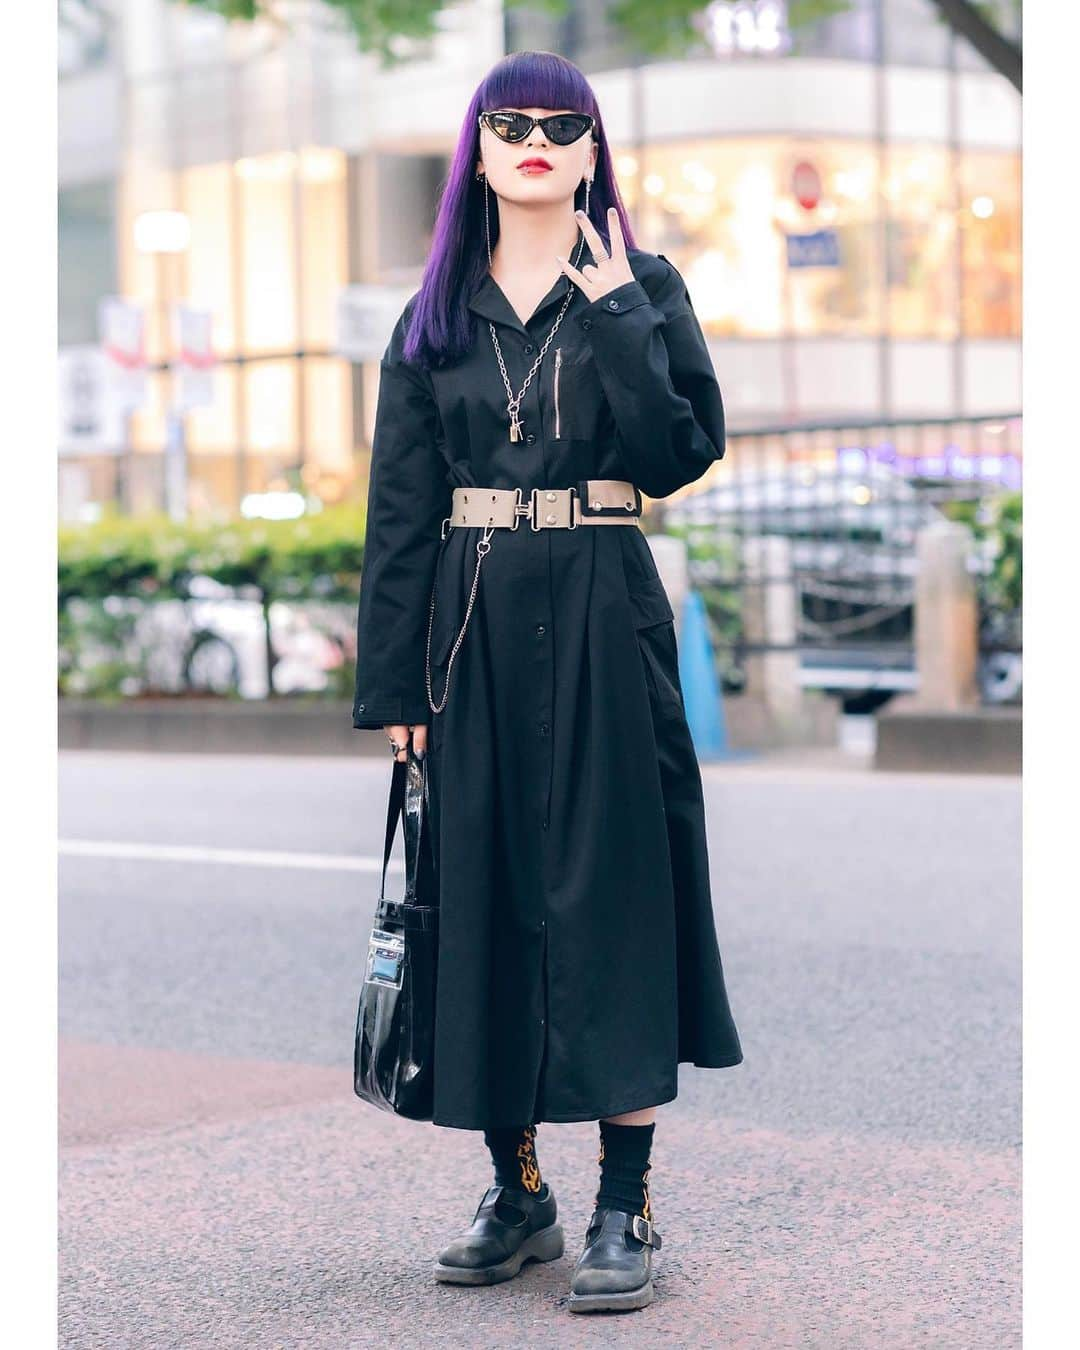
top-left (442, 480), bottom-right (642, 538)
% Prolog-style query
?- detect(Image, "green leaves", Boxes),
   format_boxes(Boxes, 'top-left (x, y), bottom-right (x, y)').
top-left (58, 504), bottom-right (368, 605)
top-left (943, 490), bottom-right (1022, 614)
top-left (170, 0), bottom-right (1020, 75)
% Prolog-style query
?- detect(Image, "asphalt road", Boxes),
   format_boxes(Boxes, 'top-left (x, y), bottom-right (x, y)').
top-left (59, 749), bottom-right (1020, 1348)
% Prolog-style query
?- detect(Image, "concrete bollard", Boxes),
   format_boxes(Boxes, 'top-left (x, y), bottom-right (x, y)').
top-left (911, 520), bottom-right (980, 711)
top-left (741, 534), bottom-right (803, 728)
top-left (647, 534), bottom-right (690, 641)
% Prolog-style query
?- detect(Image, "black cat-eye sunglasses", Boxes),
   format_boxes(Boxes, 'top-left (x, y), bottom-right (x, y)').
top-left (479, 109), bottom-right (596, 147)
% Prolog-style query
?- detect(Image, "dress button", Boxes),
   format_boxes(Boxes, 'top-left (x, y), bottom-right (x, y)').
top-left (357, 703), bottom-right (365, 712)
top-left (608, 298), bottom-right (620, 310)
top-left (582, 318), bottom-right (593, 330)
top-left (525, 433), bottom-right (536, 445)
top-left (539, 722), bottom-right (549, 736)
top-left (523, 343), bottom-right (534, 354)
top-left (536, 624), bottom-right (545, 635)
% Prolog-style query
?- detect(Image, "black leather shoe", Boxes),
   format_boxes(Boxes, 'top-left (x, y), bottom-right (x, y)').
top-left (568, 1206), bottom-right (662, 1312)
top-left (433, 1182), bottom-right (564, 1285)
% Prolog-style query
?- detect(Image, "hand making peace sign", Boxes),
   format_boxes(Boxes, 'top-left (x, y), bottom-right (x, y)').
top-left (556, 206), bottom-right (636, 303)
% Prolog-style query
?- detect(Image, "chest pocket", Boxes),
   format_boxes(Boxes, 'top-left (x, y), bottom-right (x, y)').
top-left (550, 343), bottom-right (608, 442)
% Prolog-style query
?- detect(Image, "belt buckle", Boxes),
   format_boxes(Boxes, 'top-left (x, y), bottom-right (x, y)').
top-left (529, 486), bottom-right (577, 532)
top-left (510, 486), bottom-right (528, 531)
top-left (631, 1214), bottom-right (654, 1246)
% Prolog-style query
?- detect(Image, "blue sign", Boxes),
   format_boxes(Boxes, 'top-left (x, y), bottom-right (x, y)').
top-left (786, 229), bottom-right (841, 268)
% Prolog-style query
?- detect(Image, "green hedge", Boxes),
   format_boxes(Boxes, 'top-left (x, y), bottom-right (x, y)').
top-left (58, 505), bottom-right (369, 700)
top-left (941, 489), bottom-right (1022, 613)
top-left (58, 504), bottom-right (368, 604)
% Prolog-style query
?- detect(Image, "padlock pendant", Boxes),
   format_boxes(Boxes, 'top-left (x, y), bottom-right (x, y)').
top-left (509, 414), bottom-right (522, 443)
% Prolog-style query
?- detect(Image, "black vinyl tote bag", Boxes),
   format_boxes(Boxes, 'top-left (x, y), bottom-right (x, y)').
top-left (353, 749), bottom-right (439, 1121)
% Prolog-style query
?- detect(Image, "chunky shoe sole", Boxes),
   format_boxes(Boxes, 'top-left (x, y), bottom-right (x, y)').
top-left (567, 1276), bottom-right (655, 1313)
top-left (433, 1221), bottom-right (565, 1285)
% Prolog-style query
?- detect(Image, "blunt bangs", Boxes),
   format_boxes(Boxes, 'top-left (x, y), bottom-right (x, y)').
top-left (478, 50), bottom-right (595, 118)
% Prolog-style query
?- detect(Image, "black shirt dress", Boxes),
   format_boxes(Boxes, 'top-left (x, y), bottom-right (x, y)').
top-left (352, 246), bottom-right (743, 1130)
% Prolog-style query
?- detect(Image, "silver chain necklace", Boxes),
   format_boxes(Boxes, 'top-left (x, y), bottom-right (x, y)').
top-left (483, 182), bottom-right (587, 442)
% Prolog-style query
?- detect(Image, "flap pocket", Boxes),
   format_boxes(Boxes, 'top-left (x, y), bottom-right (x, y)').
top-left (627, 578), bottom-right (675, 630)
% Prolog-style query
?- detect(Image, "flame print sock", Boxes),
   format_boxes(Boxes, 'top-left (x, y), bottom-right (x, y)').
top-left (595, 1120), bottom-right (656, 1219)
top-left (483, 1123), bottom-right (544, 1194)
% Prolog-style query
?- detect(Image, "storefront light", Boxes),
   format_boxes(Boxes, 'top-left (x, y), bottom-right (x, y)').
top-left (681, 160), bottom-right (716, 191)
top-left (684, 250), bottom-right (735, 326)
top-left (971, 195), bottom-right (995, 218)
top-left (134, 210), bottom-right (191, 255)
top-left (236, 152), bottom-right (297, 181)
top-left (833, 169), bottom-right (871, 203)
top-left (616, 155), bottom-right (639, 177)
top-left (300, 148), bottom-right (344, 183)
top-left (643, 173), bottom-right (666, 197)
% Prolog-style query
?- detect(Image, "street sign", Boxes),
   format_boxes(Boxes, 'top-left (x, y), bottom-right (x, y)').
top-left (791, 160), bottom-right (822, 211)
top-left (98, 296), bottom-right (147, 413)
top-left (58, 345), bottom-right (126, 455)
top-left (335, 285), bottom-right (415, 363)
top-left (172, 304), bottom-right (215, 411)
top-left (786, 229), bottom-right (841, 268)
top-left (702, 0), bottom-right (790, 56)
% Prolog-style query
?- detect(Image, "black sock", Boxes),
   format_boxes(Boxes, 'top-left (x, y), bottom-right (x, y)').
top-left (595, 1120), bottom-right (655, 1220)
top-left (484, 1123), bottom-right (544, 1196)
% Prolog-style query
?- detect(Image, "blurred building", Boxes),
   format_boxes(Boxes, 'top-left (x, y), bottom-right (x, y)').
top-left (58, 0), bottom-right (1021, 520)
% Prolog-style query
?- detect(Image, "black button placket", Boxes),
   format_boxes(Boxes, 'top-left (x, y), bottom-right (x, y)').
top-left (518, 315), bottom-right (556, 1118)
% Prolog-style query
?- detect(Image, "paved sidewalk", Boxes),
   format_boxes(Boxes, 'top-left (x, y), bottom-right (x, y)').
top-left (60, 1041), bottom-right (1018, 1349)
top-left (59, 751), bottom-right (1020, 1348)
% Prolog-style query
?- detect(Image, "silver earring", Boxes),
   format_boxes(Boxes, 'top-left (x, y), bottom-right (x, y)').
top-left (483, 172), bottom-right (493, 268)
top-left (583, 176), bottom-right (593, 220)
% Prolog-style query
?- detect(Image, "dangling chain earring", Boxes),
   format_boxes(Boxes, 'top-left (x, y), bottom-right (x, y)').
top-left (583, 173), bottom-right (592, 222)
top-left (477, 168), bottom-right (494, 268)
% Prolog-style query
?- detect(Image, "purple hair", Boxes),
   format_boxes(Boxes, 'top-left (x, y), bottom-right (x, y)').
top-left (402, 51), bottom-right (637, 370)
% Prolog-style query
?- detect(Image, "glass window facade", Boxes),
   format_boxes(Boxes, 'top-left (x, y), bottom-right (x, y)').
top-left (959, 150), bottom-right (1021, 337)
top-left (118, 146), bottom-right (352, 515)
top-left (59, 181), bottom-right (117, 346)
top-left (617, 136), bottom-right (1018, 341)
top-left (884, 147), bottom-right (958, 339)
top-left (619, 137), bottom-right (881, 337)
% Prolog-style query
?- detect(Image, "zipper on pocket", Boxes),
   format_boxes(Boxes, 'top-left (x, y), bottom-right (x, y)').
top-left (553, 347), bottom-right (562, 439)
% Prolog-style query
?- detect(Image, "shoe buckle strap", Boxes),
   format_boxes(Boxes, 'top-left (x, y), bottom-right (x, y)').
top-left (631, 1213), bottom-right (662, 1250)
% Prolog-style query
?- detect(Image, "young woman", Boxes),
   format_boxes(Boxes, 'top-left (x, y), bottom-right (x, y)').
top-left (352, 50), bottom-right (743, 1314)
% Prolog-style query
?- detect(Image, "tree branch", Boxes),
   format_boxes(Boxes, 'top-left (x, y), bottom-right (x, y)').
top-left (929, 0), bottom-right (1022, 91)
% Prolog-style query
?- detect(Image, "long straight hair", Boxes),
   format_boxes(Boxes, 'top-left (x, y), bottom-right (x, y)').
top-left (402, 51), bottom-right (636, 370)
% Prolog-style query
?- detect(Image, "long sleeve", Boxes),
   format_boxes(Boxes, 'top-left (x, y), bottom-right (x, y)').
top-left (571, 255), bottom-right (725, 499)
top-left (352, 306), bottom-right (452, 731)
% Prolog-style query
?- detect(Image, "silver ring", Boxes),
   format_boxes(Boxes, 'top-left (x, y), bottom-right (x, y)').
top-left (388, 739), bottom-right (403, 756)
top-left (593, 250), bottom-right (608, 262)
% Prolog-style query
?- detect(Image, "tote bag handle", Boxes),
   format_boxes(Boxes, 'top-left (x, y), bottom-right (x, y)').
top-left (379, 752), bottom-right (433, 905)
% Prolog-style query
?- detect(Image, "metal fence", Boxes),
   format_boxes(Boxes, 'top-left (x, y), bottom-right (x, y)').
top-left (652, 413), bottom-right (1023, 709)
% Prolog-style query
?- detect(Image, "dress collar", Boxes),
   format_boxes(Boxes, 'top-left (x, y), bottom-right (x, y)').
top-left (467, 269), bottom-right (578, 336)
